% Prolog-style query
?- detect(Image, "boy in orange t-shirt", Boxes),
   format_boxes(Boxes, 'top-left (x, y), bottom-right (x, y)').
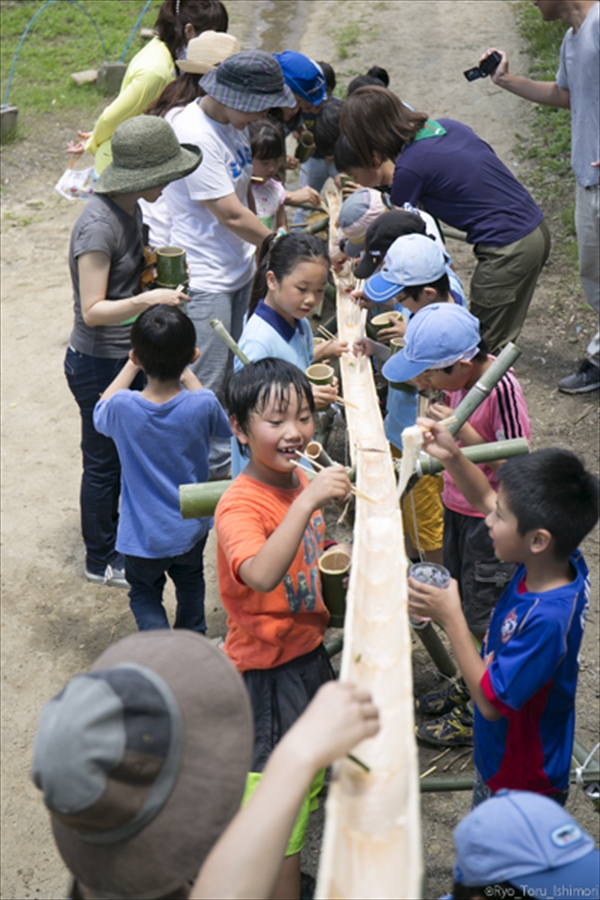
top-left (215, 357), bottom-right (351, 899)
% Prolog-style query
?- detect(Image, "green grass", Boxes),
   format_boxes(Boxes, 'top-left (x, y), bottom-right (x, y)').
top-left (334, 23), bottom-right (360, 60)
top-left (1, 0), bottom-right (162, 113)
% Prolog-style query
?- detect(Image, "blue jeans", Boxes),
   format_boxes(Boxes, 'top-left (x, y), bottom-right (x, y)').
top-left (125, 535), bottom-right (208, 633)
top-left (64, 347), bottom-right (144, 575)
top-left (292, 156), bottom-right (339, 225)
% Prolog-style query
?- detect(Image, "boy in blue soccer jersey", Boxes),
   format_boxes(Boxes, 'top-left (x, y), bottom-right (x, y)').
top-left (407, 422), bottom-right (598, 807)
top-left (215, 358), bottom-right (352, 899)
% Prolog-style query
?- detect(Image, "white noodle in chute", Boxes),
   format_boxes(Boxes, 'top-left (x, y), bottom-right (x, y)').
top-left (396, 424), bottom-right (423, 501)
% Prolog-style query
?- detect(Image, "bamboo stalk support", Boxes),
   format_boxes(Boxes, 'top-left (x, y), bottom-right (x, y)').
top-left (209, 319), bottom-right (251, 366)
top-left (315, 189), bottom-right (422, 900)
top-left (416, 437), bottom-right (530, 477)
top-left (410, 620), bottom-right (456, 678)
top-left (447, 343), bottom-right (521, 436)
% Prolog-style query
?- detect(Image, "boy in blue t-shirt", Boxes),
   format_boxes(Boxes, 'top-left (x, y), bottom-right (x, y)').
top-left (407, 424), bottom-right (598, 805)
top-left (94, 305), bottom-right (231, 633)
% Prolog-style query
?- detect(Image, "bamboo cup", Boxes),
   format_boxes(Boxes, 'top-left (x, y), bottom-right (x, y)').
top-left (319, 548), bottom-right (352, 627)
top-left (370, 311), bottom-right (403, 334)
top-left (156, 246), bottom-right (187, 287)
top-left (306, 363), bottom-right (334, 385)
top-left (389, 337), bottom-right (404, 355)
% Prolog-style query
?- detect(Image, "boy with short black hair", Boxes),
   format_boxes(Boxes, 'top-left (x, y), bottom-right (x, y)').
top-left (216, 357), bottom-right (352, 900)
top-left (94, 304), bottom-right (231, 633)
top-left (408, 426), bottom-right (598, 806)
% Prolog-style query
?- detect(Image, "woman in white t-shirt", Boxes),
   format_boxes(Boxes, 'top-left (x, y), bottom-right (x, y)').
top-left (163, 50), bottom-right (296, 476)
top-left (140, 30), bottom-right (240, 247)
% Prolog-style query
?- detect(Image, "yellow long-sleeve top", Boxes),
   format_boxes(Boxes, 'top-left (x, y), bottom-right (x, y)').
top-left (88, 37), bottom-right (175, 174)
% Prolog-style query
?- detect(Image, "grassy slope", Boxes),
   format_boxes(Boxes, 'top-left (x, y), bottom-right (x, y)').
top-left (1, 0), bottom-right (162, 113)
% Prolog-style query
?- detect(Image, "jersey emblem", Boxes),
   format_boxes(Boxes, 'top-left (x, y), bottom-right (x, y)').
top-left (500, 608), bottom-right (518, 643)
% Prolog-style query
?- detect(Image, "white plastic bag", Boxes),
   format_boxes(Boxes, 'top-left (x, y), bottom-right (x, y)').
top-left (55, 161), bottom-right (96, 200)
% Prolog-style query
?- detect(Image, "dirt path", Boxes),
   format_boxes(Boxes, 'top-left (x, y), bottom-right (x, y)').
top-left (1, 3), bottom-right (598, 899)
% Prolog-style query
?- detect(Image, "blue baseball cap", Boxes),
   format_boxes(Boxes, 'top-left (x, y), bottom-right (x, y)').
top-left (381, 303), bottom-right (480, 383)
top-left (363, 232), bottom-right (447, 303)
top-left (273, 51), bottom-right (327, 107)
top-left (453, 790), bottom-right (600, 896)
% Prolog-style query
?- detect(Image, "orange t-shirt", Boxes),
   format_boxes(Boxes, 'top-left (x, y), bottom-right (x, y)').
top-left (215, 471), bottom-right (329, 672)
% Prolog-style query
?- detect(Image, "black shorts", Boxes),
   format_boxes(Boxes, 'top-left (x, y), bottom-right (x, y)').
top-left (243, 643), bottom-right (334, 772)
top-left (443, 508), bottom-right (516, 636)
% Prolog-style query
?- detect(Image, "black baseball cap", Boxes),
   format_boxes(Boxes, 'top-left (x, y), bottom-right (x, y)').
top-left (354, 209), bottom-right (426, 279)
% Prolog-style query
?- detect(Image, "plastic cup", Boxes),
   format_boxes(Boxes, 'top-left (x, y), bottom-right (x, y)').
top-left (156, 246), bottom-right (187, 288)
top-left (319, 548), bottom-right (352, 627)
top-left (306, 363), bottom-right (334, 386)
top-left (408, 562), bottom-right (451, 624)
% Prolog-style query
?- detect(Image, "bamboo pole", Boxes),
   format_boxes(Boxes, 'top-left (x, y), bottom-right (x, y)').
top-left (416, 437), bottom-right (529, 477)
top-left (180, 468), bottom-right (317, 519)
top-left (410, 620), bottom-right (456, 678)
top-left (447, 343), bottom-right (521, 436)
top-left (209, 319), bottom-right (251, 366)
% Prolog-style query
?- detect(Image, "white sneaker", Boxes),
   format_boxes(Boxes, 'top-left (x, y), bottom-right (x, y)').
top-left (85, 565), bottom-right (129, 589)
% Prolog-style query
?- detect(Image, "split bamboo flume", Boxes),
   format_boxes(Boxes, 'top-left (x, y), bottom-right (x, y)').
top-left (315, 191), bottom-right (423, 900)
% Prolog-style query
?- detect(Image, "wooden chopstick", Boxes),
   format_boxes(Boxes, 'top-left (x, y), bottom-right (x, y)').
top-left (420, 414), bottom-right (457, 432)
top-left (317, 324), bottom-right (338, 342)
top-left (336, 397), bottom-right (359, 410)
top-left (293, 452), bottom-right (378, 504)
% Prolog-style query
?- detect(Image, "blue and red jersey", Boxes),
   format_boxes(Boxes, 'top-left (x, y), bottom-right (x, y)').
top-left (474, 551), bottom-right (590, 796)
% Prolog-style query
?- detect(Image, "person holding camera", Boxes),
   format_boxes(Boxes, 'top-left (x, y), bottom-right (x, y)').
top-left (479, 0), bottom-right (599, 395)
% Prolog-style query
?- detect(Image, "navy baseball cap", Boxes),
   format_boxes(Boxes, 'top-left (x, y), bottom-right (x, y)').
top-left (381, 303), bottom-right (481, 383)
top-left (363, 232), bottom-right (447, 303)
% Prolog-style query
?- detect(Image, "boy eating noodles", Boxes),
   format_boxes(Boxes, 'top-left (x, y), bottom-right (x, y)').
top-left (215, 357), bottom-right (352, 900)
top-left (408, 422), bottom-right (598, 806)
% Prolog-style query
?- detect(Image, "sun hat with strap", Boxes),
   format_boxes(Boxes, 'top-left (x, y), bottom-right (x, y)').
top-left (94, 116), bottom-right (201, 196)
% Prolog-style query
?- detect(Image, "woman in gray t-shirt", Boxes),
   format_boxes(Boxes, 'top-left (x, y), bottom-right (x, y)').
top-left (64, 116), bottom-right (200, 588)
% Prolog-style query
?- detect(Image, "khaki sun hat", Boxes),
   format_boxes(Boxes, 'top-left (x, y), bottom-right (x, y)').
top-left (177, 30), bottom-right (241, 74)
top-left (94, 115), bottom-right (202, 196)
top-left (32, 630), bottom-right (253, 899)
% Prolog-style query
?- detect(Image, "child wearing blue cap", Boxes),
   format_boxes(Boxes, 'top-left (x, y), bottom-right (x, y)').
top-left (449, 790), bottom-right (600, 899)
top-left (383, 302), bottom-right (531, 747)
top-left (353, 233), bottom-right (468, 568)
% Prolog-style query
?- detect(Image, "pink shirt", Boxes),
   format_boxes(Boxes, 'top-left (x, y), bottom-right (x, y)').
top-left (442, 367), bottom-right (530, 518)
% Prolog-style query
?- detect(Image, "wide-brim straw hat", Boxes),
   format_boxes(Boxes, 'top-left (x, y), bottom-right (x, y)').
top-left (94, 115), bottom-right (202, 196)
top-left (177, 30), bottom-right (241, 74)
top-left (33, 631), bottom-right (253, 899)
top-left (200, 49), bottom-right (297, 113)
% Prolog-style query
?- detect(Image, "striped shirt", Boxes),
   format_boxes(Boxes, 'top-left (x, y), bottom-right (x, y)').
top-left (442, 366), bottom-right (530, 518)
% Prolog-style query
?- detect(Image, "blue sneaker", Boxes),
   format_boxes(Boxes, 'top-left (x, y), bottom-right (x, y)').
top-left (558, 359), bottom-right (599, 394)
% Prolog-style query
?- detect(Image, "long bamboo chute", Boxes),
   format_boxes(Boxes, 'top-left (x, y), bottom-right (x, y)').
top-left (315, 191), bottom-right (422, 899)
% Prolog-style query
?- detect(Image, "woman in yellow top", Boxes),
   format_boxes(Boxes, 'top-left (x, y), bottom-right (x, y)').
top-left (67, 0), bottom-right (228, 174)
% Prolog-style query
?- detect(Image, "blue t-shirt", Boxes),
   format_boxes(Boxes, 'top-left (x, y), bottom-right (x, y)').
top-left (232, 302), bottom-right (315, 477)
top-left (390, 119), bottom-right (543, 246)
top-left (94, 388), bottom-right (231, 557)
top-left (475, 552), bottom-right (590, 795)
